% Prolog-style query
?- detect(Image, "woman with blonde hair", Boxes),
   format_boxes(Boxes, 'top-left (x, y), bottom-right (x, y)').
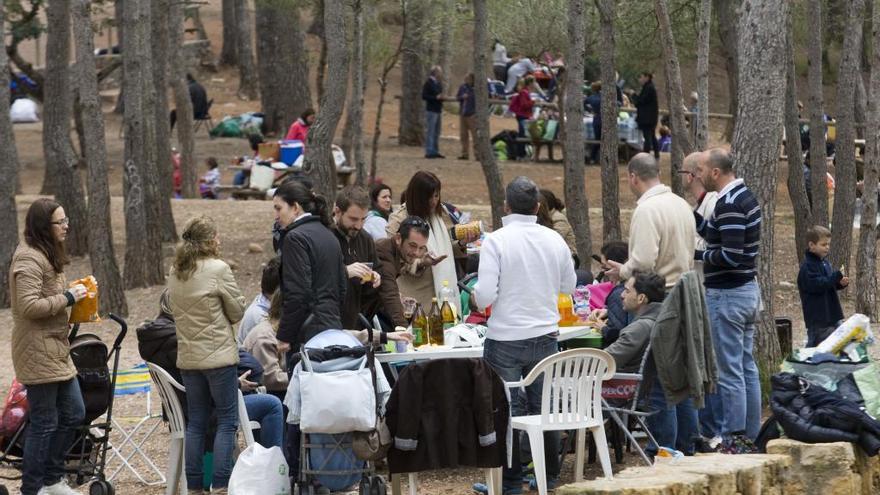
top-left (166, 216), bottom-right (246, 495)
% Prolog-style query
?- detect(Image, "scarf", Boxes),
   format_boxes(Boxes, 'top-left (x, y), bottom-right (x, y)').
top-left (426, 213), bottom-right (461, 316)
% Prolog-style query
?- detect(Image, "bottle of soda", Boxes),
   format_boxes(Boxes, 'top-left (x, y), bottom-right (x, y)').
top-left (411, 303), bottom-right (427, 347)
top-left (441, 297), bottom-right (456, 338)
top-left (440, 280), bottom-right (457, 322)
top-left (429, 297), bottom-right (443, 345)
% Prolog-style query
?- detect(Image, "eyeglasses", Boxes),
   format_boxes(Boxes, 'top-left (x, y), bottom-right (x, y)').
top-left (676, 170), bottom-right (695, 177)
top-left (51, 218), bottom-right (70, 226)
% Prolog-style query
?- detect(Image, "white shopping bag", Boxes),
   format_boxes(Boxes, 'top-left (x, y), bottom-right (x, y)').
top-left (228, 444), bottom-right (290, 495)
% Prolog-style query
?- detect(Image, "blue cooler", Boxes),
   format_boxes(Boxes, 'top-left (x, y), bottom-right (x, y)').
top-left (280, 140), bottom-right (304, 165)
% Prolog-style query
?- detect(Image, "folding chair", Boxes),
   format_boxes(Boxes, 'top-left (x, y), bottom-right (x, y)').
top-left (107, 363), bottom-right (166, 486)
top-left (192, 99), bottom-right (215, 136)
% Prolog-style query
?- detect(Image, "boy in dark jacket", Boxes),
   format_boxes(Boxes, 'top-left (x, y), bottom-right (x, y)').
top-left (591, 241), bottom-right (631, 346)
top-left (797, 225), bottom-right (849, 347)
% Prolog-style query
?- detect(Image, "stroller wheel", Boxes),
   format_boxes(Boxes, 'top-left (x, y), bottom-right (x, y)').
top-left (89, 480), bottom-right (114, 495)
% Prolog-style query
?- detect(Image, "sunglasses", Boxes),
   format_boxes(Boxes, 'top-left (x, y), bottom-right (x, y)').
top-left (676, 170), bottom-right (695, 178)
top-left (400, 217), bottom-right (429, 230)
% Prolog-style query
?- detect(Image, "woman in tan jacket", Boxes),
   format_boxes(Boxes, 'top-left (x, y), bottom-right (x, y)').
top-left (166, 216), bottom-right (246, 495)
top-left (10, 199), bottom-right (89, 495)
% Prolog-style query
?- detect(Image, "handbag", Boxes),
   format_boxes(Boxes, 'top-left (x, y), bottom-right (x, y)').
top-left (299, 347), bottom-right (376, 434)
top-left (353, 327), bottom-right (392, 461)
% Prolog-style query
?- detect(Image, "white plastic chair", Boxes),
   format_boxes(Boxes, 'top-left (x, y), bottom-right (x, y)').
top-left (146, 363), bottom-right (188, 495)
top-left (236, 390), bottom-right (261, 447)
top-left (505, 349), bottom-right (616, 495)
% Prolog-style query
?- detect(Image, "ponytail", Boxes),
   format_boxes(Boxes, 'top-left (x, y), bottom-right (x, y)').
top-left (173, 216), bottom-right (220, 281)
top-left (274, 180), bottom-right (332, 227)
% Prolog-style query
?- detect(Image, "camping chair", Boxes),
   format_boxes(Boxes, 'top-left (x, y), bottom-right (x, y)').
top-left (192, 99), bottom-right (215, 136)
top-left (107, 363), bottom-right (166, 486)
top-left (502, 349), bottom-right (616, 495)
top-left (146, 363), bottom-right (187, 495)
top-left (236, 390), bottom-right (260, 448)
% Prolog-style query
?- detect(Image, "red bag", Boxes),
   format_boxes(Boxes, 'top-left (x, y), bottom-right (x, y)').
top-left (0, 379), bottom-right (29, 438)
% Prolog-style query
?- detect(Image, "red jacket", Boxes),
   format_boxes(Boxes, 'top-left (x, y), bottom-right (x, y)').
top-left (285, 119), bottom-right (310, 142)
top-left (508, 89), bottom-right (534, 120)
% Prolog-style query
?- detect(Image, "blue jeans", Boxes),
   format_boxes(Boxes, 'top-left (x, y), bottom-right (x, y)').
top-left (182, 366), bottom-right (239, 489)
top-left (701, 280), bottom-right (762, 439)
top-left (644, 376), bottom-right (699, 457)
top-left (21, 378), bottom-right (86, 495)
top-left (244, 393), bottom-right (284, 449)
top-left (484, 335), bottom-right (560, 492)
top-left (425, 111), bottom-right (442, 156)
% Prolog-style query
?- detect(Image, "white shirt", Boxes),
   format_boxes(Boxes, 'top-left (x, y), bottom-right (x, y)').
top-left (493, 43), bottom-right (510, 66)
top-left (474, 214), bottom-right (577, 341)
top-left (363, 214), bottom-right (388, 241)
top-left (716, 178), bottom-right (745, 200)
top-left (237, 294), bottom-right (271, 344)
top-left (505, 58), bottom-right (537, 93)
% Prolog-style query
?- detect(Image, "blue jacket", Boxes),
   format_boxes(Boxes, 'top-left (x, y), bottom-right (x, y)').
top-left (797, 250), bottom-right (845, 330)
top-left (601, 283), bottom-right (631, 346)
top-left (422, 77), bottom-right (443, 113)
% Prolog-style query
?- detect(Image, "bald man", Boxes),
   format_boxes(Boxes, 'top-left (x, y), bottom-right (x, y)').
top-left (682, 151), bottom-right (719, 278)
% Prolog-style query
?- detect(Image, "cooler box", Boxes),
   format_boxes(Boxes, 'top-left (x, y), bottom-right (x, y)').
top-left (280, 140), bottom-right (304, 165)
top-left (249, 164), bottom-right (275, 191)
top-left (258, 142), bottom-right (280, 161)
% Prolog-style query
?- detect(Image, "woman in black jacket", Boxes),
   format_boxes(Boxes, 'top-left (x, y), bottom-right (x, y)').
top-left (632, 71), bottom-right (659, 159)
top-left (272, 181), bottom-right (347, 348)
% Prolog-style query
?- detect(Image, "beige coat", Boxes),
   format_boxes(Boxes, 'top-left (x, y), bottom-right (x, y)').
top-left (10, 245), bottom-right (77, 385)
top-left (550, 209), bottom-right (577, 255)
top-left (242, 319), bottom-right (288, 392)
top-left (167, 258), bottom-right (246, 370)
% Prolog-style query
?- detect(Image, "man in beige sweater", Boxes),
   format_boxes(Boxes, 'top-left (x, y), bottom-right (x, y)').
top-left (606, 153), bottom-right (696, 288)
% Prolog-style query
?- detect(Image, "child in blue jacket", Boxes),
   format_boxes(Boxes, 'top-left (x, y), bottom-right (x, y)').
top-left (797, 226), bottom-right (850, 347)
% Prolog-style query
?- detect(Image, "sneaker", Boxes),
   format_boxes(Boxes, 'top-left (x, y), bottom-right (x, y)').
top-left (472, 482), bottom-right (523, 495)
top-left (693, 435), bottom-right (723, 453)
top-left (528, 478), bottom-right (559, 491)
top-left (720, 434), bottom-right (758, 455)
top-left (37, 480), bottom-right (79, 495)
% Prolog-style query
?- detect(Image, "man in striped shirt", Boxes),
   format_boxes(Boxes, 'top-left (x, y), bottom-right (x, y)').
top-left (694, 148), bottom-right (762, 453)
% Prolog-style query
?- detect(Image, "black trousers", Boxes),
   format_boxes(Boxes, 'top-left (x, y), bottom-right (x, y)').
top-left (641, 126), bottom-right (660, 158)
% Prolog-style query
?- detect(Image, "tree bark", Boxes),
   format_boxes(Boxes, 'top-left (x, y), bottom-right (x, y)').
top-left (595, 0), bottom-right (621, 242)
top-left (714, 0), bottom-right (739, 142)
top-left (113, 0), bottom-right (125, 114)
top-left (562, 0), bottom-right (592, 262)
top-left (312, 0), bottom-right (327, 103)
top-left (255, 0), bottom-right (311, 136)
top-left (856, 0), bottom-right (880, 320)
top-left (43, 0), bottom-right (89, 257)
top-left (235, 0), bottom-right (259, 100)
top-left (654, 0), bottom-right (693, 196)
top-left (152, 0), bottom-right (177, 243)
top-left (123, 0), bottom-right (165, 288)
top-left (733, 0), bottom-right (788, 379)
top-left (0, 0), bottom-right (20, 308)
top-left (783, 10), bottom-right (813, 265)
top-left (437, 0), bottom-right (454, 82)
top-left (472, 0), bottom-right (505, 229)
top-left (370, 26), bottom-right (405, 183)
top-left (220, 0), bottom-right (239, 66)
top-left (829, 0), bottom-right (864, 272)
top-left (350, 0), bottom-right (367, 185)
top-left (71, 0), bottom-right (129, 316)
top-left (807, 0), bottom-right (829, 227)
top-left (695, 0), bottom-right (711, 150)
top-left (303, 0), bottom-right (348, 200)
top-left (398, 0), bottom-right (426, 147)
top-left (171, 0), bottom-right (197, 198)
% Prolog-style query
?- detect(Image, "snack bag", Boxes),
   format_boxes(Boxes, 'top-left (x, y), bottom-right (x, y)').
top-left (815, 313), bottom-right (873, 355)
top-left (69, 275), bottom-right (100, 324)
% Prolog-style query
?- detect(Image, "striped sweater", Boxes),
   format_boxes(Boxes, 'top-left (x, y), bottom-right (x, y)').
top-left (694, 180), bottom-right (761, 289)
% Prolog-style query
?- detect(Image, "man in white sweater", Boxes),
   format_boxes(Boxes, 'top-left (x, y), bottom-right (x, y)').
top-left (474, 176), bottom-right (576, 494)
top-left (606, 153), bottom-right (696, 288)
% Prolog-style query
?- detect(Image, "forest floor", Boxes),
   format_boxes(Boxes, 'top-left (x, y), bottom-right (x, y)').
top-left (0, 1), bottom-right (867, 493)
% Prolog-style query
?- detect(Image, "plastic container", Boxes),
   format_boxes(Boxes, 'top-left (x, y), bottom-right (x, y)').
top-left (249, 164), bottom-right (275, 191)
top-left (280, 140), bottom-right (304, 165)
top-left (558, 293), bottom-right (576, 327)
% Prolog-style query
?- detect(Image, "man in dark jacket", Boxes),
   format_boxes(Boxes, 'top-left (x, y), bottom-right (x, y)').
top-left (797, 225), bottom-right (848, 346)
top-left (332, 186), bottom-right (382, 329)
top-left (632, 72), bottom-right (659, 159)
top-left (422, 65), bottom-right (445, 159)
top-left (604, 272), bottom-right (663, 373)
top-left (170, 73), bottom-right (210, 130)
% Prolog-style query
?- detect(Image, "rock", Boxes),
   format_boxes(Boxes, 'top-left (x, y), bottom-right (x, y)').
top-left (247, 243), bottom-right (264, 253)
top-left (766, 439), bottom-right (861, 495)
top-left (226, 259), bottom-right (239, 271)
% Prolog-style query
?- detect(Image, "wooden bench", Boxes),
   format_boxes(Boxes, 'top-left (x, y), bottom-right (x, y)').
top-left (217, 166), bottom-right (356, 200)
top-left (513, 138), bottom-right (638, 163)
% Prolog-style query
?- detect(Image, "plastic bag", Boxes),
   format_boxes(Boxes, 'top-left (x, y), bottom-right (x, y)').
top-left (815, 314), bottom-right (873, 355)
top-left (69, 276), bottom-right (100, 324)
top-left (228, 444), bottom-right (290, 495)
top-left (0, 379), bottom-right (28, 438)
top-left (854, 363), bottom-right (880, 419)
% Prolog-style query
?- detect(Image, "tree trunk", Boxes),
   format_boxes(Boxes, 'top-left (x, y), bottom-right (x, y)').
top-left (170, 0), bottom-right (196, 198)
top-left (152, 0), bottom-right (177, 243)
top-left (370, 30), bottom-right (405, 183)
top-left (123, 0), bottom-right (165, 288)
top-left (783, 10), bottom-right (813, 264)
top-left (714, 0), bottom-right (739, 142)
top-left (807, 0), bottom-right (829, 227)
top-left (235, 0), bottom-right (259, 100)
top-left (113, 0), bottom-right (125, 114)
top-left (595, 0), bottom-right (621, 242)
top-left (71, 0), bottom-right (129, 316)
top-left (312, 0), bottom-right (327, 103)
top-left (472, 0), bottom-right (505, 229)
top-left (654, 0), bottom-right (693, 196)
top-left (398, 0), bottom-right (426, 147)
top-left (302, 0), bottom-right (348, 200)
top-left (255, 0), bottom-right (311, 136)
top-left (733, 0), bottom-right (788, 379)
top-left (0, 0), bottom-right (20, 308)
top-left (829, 0), bottom-right (864, 272)
top-left (695, 0), bottom-right (711, 150)
top-left (562, 0), bottom-right (592, 262)
top-left (219, 0), bottom-right (238, 66)
top-left (856, 0), bottom-right (880, 320)
top-left (350, 0), bottom-right (367, 185)
top-left (43, 0), bottom-right (89, 257)
top-left (437, 0), bottom-right (454, 82)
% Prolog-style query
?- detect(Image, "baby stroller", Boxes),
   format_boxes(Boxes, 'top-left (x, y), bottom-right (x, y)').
top-left (0, 314), bottom-right (128, 495)
top-left (287, 322), bottom-right (390, 495)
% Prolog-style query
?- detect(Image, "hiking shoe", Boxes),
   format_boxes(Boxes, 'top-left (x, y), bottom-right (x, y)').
top-left (693, 435), bottom-right (723, 453)
top-left (472, 482), bottom-right (523, 495)
top-left (720, 434), bottom-right (758, 454)
top-left (528, 478), bottom-right (559, 491)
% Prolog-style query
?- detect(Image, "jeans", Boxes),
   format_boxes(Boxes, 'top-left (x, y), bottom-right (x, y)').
top-left (590, 120), bottom-right (602, 163)
top-left (484, 335), bottom-right (560, 492)
top-left (644, 376), bottom-right (699, 457)
top-left (702, 280), bottom-right (762, 439)
top-left (640, 126), bottom-right (659, 158)
top-left (425, 111), bottom-right (442, 156)
top-left (21, 378), bottom-right (86, 495)
top-left (244, 393), bottom-right (284, 449)
top-left (516, 117), bottom-right (528, 159)
top-left (182, 366), bottom-right (240, 489)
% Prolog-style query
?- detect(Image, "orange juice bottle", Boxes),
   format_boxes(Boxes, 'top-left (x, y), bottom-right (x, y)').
top-left (557, 293), bottom-right (575, 327)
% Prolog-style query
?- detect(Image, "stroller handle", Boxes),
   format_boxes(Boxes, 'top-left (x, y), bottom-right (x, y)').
top-left (108, 313), bottom-right (127, 350)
